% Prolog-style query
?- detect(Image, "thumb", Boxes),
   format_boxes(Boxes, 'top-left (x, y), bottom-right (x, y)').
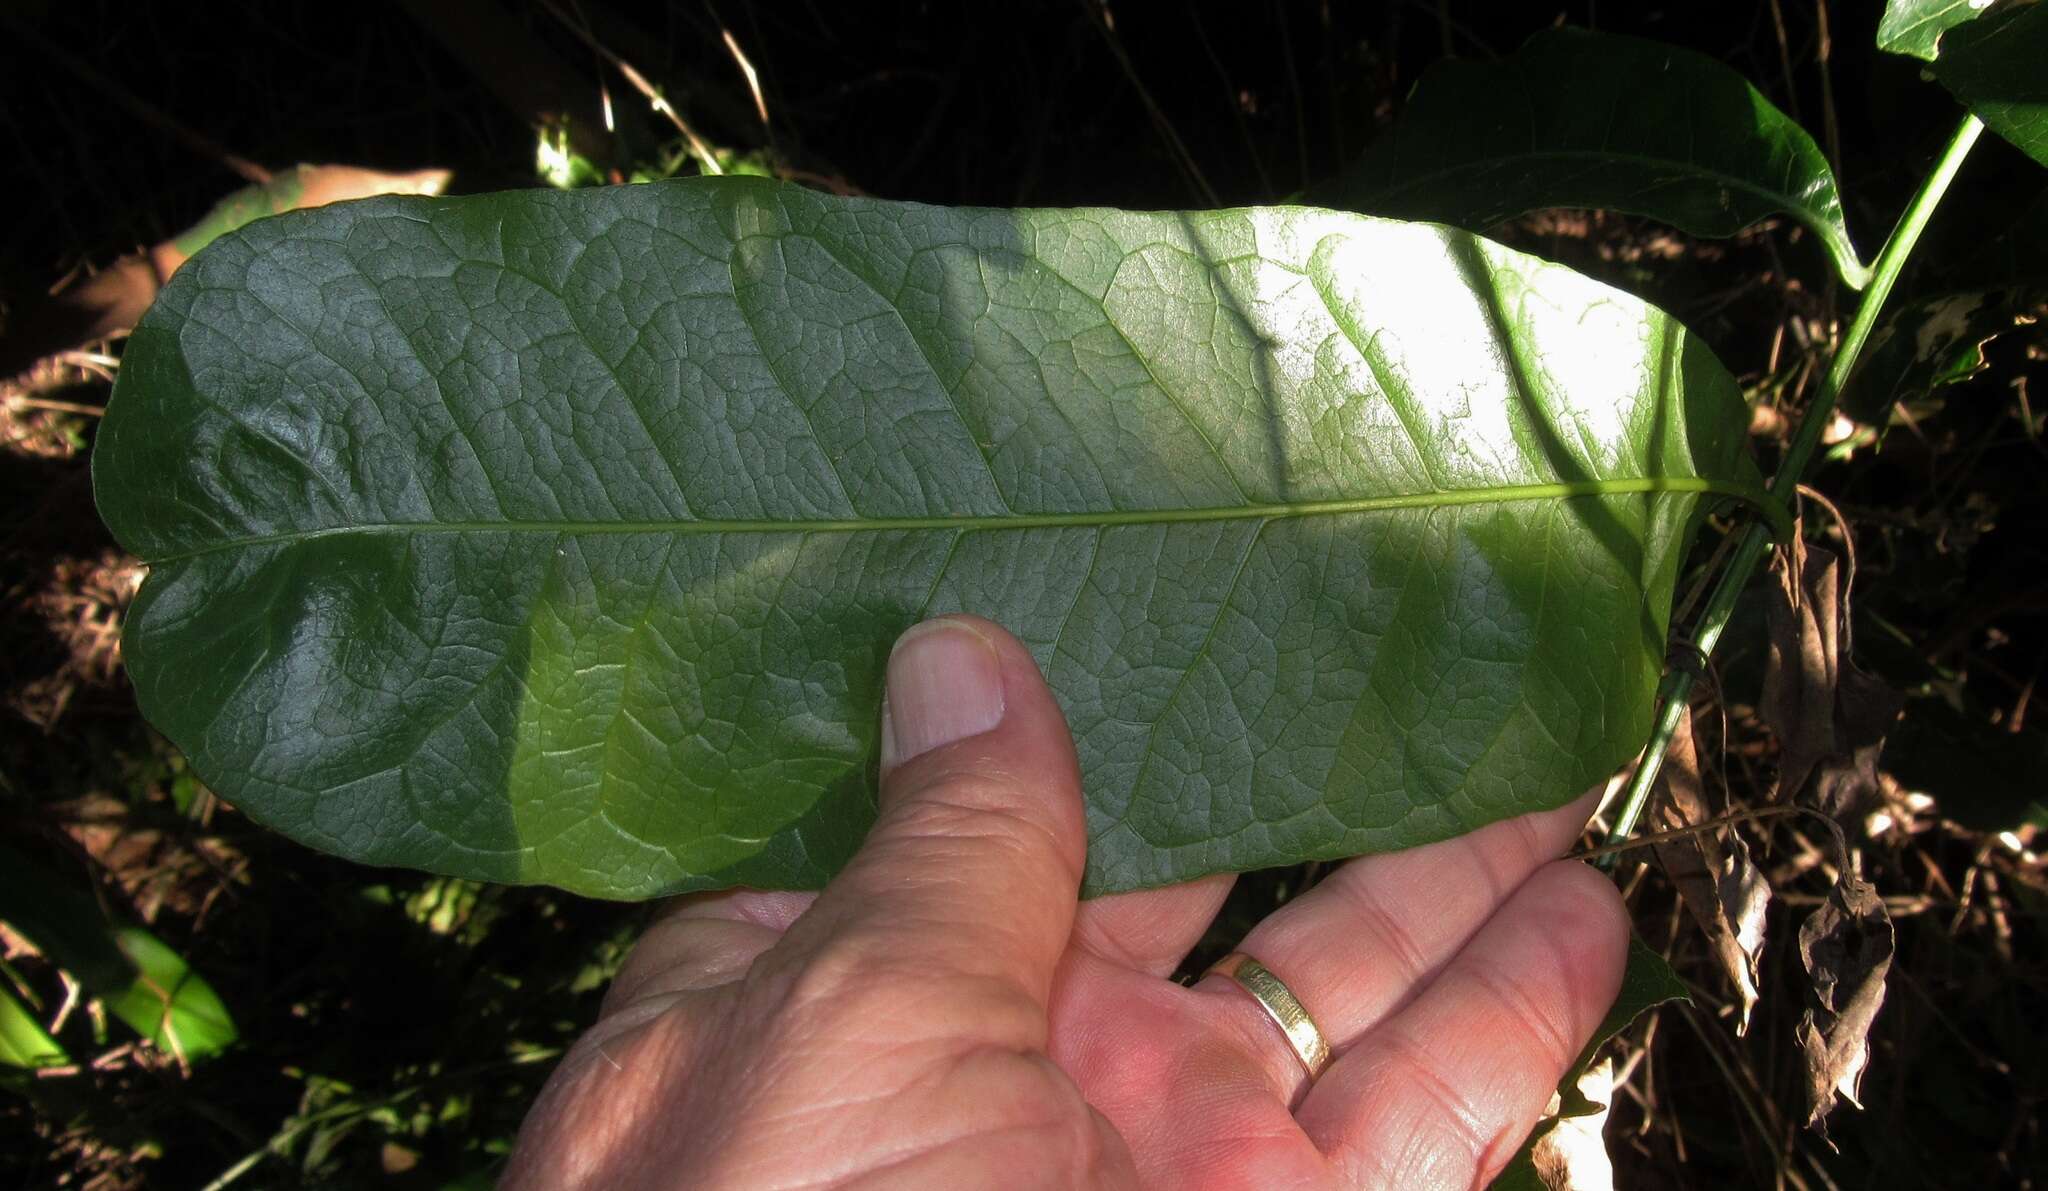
top-left (782, 615), bottom-right (1088, 1032)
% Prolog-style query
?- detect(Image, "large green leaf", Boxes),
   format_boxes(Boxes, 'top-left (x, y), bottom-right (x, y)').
top-left (1931, 3), bottom-right (2048, 168)
top-left (1324, 28), bottom-right (1871, 288)
top-left (94, 177), bottom-right (1761, 899)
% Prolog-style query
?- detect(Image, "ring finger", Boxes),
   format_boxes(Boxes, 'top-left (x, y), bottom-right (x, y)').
top-left (1190, 785), bottom-right (1604, 1102)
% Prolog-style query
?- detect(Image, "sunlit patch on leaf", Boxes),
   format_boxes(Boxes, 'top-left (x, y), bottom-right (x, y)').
top-left (94, 176), bottom-right (1764, 898)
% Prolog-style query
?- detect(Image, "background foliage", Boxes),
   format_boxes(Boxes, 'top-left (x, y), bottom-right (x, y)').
top-left (2, 1), bottom-right (2044, 1187)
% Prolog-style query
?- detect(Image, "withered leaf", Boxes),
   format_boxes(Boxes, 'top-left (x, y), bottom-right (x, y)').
top-left (1529, 1060), bottom-right (1616, 1191)
top-left (1796, 869), bottom-right (1894, 1140)
top-left (1651, 704), bottom-right (1771, 1033)
top-left (1762, 526), bottom-right (1902, 815)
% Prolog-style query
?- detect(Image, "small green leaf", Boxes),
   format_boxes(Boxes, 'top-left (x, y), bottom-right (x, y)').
top-left (1324, 28), bottom-right (1871, 288)
top-left (1878, 0), bottom-right (1995, 61)
top-left (0, 984), bottom-right (69, 1069)
top-left (95, 177), bottom-right (1762, 899)
top-left (103, 928), bottom-right (239, 1062)
top-left (0, 844), bottom-right (237, 1061)
top-left (1838, 291), bottom-right (2027, 423)
top-left (1931, 3), bottom-right (2048, 167)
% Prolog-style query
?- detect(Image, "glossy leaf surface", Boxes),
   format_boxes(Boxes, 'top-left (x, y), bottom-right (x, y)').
top-left (1877, 0), bottom-right (1989, 61)
top-left (1931, 3), bottom-right (2048, 168)
top-left (96, 178), bottom-right (1760, 898)
top-left (1325, 28), bottom-right (1870, 288)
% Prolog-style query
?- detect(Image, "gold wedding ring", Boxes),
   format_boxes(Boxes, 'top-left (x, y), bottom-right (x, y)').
top-left (1208, 953), bottom-right (1333, 1081)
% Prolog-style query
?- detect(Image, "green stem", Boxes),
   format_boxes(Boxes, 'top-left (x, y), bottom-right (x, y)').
top-left (1599, 113), bottom-right (1985, 867)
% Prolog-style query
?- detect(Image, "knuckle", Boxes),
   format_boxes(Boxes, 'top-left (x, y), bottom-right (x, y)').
top-left (1376, 1033), bottom-right (1497, 1169)
top-left (744, 918), bottom-right (895, 1016)
top-left (1506, 810), bottom-right (1548, 867)
top-left (1331, 872), bottom-right (1434, 987)
top-left (1467, 963), bottom-right (1575, 1068)
top-left (880, 776), bottom-right (1076, 876)
top-left (946, 1049), bottom-right (1113, 1177)
top-left (1546, 862), bottom-right (1629, 935)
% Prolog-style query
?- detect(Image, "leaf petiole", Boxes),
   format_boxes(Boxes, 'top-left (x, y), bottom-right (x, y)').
top-left (1599, 113), bottom-right (1987, 866)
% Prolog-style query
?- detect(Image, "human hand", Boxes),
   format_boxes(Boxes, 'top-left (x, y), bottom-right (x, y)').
top-left (505, 615), bottom-right (1628, 1189)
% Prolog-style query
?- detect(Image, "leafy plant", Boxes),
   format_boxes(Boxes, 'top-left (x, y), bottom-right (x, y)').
top-left (87, 7), bottom-right (2048, 912)
top-left (29, 1), bottom-right (2048, 1185)
top-left (1877, 0), bottom-right (1988, 60)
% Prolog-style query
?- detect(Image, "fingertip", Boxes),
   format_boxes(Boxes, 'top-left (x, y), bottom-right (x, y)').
top-left (879, 615), bottom-right (1008, 777)
top-left (1541, 859), bottom-right (1632, 995)
top-left (1532, 780), bottom-right (1609, 849)
top-left (874, 614), bottom-right (1086, 864)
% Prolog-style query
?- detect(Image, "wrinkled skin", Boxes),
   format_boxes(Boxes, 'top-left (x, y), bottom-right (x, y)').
top-left (506, 616), bottom-right (1627, 1189)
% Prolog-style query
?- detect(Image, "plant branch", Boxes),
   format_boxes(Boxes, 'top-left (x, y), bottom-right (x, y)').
top-left (540, 0), bottom-right (725, 175)
top-left (1599, 113), bottom-right (1986, 867)
top-left (1574, 804), bottom-right (1816, 863)
top-left (2, 14), bottom-right (270, 184)
top-left (1078, 0), bottom-right (1220, 206)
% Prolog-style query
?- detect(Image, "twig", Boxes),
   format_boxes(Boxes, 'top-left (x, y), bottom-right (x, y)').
top-left (719, 27), bottom-right (770, 129)
top-left (1190, 6), bottom-right (1275, 198)
top-left (2, 15), bottom-right (269, 184)
top-left (1079, 0), bottom-right (1219, 206)
top-left (1814, 0), bottom-right (1842, 183)
top-left (1273, 0), bottom-right (1311, 191)
top-left (1764, 0), bottom-right (1804, 121)
top-left (540, 0), bottom-right (724, 175)
top-left (1573, 804), bottom-right (1812, 863)
top-left (6, 394), bottom-right (106, 417)
top-left (1318, 0), bottom-right (1343, 176)
top-left (50, 970), bottom-right (81, 1035)
top-left (1600, 115), bottom-right (1986, 864)
top-left (1676, 1003), bottom-right (1802, 1188)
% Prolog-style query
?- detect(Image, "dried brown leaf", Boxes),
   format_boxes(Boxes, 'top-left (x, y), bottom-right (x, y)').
top-left (2, 164), bottom-right (453, 382)
top-left (1529, 1060), bottom-right (1616, 1190)
top-left (1796, 869), bottom-right (1895, 1140)
top-left (1651, 705), bottom-right (1771, 1033)
top-left (1762, 527), bottom-right (1902, 815)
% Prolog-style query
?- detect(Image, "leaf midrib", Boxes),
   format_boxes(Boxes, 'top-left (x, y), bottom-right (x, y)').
top-left (143, 476), bottom-right (1761, 566)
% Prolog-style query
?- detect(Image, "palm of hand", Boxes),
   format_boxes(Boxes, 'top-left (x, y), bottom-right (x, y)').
top-left (505, 618), bottom-right (1625, 1189)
